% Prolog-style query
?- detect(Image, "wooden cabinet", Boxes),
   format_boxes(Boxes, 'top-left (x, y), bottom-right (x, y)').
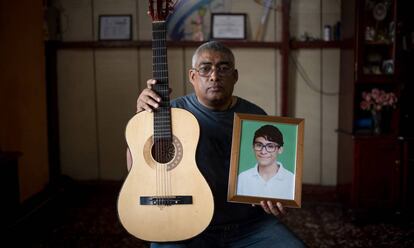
top-left (357, 0), bottom-right (397, 83)
top-left (337, 0), bottom-right (405, 210)
top-left (339, 135), bottom-right (401, 208)
top-left (337, 133), bottom-right (403, 210)
top-left (338, 0), bottom-right (400, 137)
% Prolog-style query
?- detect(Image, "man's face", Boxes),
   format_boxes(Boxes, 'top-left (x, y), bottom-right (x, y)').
top-left (253, 137), bottom-right (282, 167)
top-left (189, 51), bottom-right (238, 109)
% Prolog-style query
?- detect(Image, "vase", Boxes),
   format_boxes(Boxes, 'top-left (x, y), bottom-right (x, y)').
top-left (371, 110), bottom-right (382, 135)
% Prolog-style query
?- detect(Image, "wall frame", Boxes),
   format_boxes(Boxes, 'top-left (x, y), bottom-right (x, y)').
top-left (211, 13), bottom-right (247, 40)
top-left (98, 15), bottom-right (132, 41)
top-left (228, 113), bottom-right (304, 208)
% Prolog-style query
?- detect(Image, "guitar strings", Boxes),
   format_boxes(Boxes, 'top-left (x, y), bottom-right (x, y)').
top-left (153, 21), bottom-right (172, 207)
top-left (164, 20), bottom-right (172, 206)
top-left (160, 21), bottom-right (166, 206)
top-left (154, 21), bottom-right (161, 207)
top-left (156, 21), bottom-right (163, 207)
top-left (162, 21), bottom-right (172, 205)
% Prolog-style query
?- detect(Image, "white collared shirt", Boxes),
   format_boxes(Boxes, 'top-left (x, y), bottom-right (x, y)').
top-left (237, 162), bottom-right (295, 200)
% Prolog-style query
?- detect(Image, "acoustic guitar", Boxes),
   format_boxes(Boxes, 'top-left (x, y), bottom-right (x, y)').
top-left (117, 0), bottom-right (214, 242)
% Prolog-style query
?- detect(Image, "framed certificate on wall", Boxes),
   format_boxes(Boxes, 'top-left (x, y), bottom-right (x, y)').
top-left (99, 15), bottom-right (132, 41)
top-left (211, 13), bottom-right (247, 40)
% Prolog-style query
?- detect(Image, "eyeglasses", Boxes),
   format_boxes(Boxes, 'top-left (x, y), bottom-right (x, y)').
top-left (253, 142), bottom-right (280, 153)
top-left (192, 64), bottom-right (234, 77)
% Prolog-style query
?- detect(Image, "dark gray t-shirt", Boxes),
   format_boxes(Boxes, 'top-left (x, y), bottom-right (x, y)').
top-left (171, 93), bottom-right (267, 226)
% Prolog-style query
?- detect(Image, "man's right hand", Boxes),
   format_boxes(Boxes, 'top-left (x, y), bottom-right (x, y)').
top-left (136, 79), bottom-right (161, 113)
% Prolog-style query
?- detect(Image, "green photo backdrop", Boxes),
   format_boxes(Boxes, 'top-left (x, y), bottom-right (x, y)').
top-left (238, 120), bottom-right (298, 174)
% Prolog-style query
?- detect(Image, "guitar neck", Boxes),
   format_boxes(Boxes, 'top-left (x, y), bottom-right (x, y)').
top-left (152, 21), bottom-right (172, 141)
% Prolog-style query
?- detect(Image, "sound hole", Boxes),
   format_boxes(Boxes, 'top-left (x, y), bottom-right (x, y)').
top-left (151, 139), bottom-right (175, 163)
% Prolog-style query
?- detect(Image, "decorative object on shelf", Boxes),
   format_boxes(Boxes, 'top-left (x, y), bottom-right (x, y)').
top-left (371, 65), bottom-right (382, 74)
top-left (365, 26), bottom-right (376, 41)
top-left (323, 25), bottom-right (332, 41)
top-left (298, 32), bottom-right (317, 41)
top-left (375, 30), bottom-right (388, 42)
top-left (365, 1), bottom-right (393, 43)
top-left (98, 15), bottom-right (132, 41)
top-left (333, 21), bottom-right (341, 40)
top-left (382, 59), bottom-right (394, 74)
top-left (373, 2), bottom-right (387, 21)
top-left (371, 108), bottom-right (382, 134)
top-left (360, 88), bottom-right (398, 134)
top-left (355, 117), bottom-right (373, 130)
top-left (364, 52), bottom-right (383, 74)
top-left (191, 7), bottom-right (207, 41)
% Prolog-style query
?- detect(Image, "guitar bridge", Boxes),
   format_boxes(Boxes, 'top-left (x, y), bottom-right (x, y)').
top-left (140, 196), bottom-right (193, 205)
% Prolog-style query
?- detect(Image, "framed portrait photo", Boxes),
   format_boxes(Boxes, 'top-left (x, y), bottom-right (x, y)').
top-left (211, 13), bottom-right (247, 40)
top-left (99, 15), bottom-right (132, 41)
top-left (228, 113), bottom-right (304, 208)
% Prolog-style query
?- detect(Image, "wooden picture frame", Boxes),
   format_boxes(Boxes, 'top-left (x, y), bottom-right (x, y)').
top-left (211, 13), bottom-right (247, 40)
top-left (228, 113), bottom-right (304, 208)
top-left (98, 15), bottom-right (132, 41)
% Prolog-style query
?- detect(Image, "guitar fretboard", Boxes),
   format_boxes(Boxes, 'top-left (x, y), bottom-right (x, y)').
top-left (152, 21), bottom-right (172, 141)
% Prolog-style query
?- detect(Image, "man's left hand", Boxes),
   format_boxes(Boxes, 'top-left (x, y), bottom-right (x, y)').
top-left (260, 200), bottom-right (286, 217)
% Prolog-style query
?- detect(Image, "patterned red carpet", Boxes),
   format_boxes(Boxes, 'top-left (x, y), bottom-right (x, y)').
top-left (6, 180), bottom-right (414, 247)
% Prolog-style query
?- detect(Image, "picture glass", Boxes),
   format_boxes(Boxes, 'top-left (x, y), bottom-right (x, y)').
top-left (227, 113), bottom-right (304, 208)
top-left (237, 120), bottom-right (298, 200)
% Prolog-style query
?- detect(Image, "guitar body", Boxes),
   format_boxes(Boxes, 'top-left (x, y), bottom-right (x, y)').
top-left (118, 108), bottom-right (214, 242)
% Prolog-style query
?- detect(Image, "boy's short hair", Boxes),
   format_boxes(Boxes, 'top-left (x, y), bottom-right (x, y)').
top-left (253, 125), bottom-right (284, 146)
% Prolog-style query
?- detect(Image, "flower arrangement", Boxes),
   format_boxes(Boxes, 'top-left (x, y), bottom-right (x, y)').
top-left (360, 88), bottom-right (398, 112)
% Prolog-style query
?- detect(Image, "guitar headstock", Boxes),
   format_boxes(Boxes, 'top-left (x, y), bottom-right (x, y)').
top-left (148, 0), bottom-right (175, 21)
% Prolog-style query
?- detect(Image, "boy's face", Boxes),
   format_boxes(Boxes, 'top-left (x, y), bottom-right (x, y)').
top-left (253, 137), bottom-right (283, 167)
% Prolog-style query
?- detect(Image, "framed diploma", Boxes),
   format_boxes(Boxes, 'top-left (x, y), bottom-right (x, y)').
top-left (99, 15), bottom-right (132, 41)
top-left (228, 113), bottom-right (304, 208)
top-left (211, 13), bottom-right (247, 40)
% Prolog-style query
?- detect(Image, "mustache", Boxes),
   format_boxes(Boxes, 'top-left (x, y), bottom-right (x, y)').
top-left (208, 82), bottom-right (224, 88)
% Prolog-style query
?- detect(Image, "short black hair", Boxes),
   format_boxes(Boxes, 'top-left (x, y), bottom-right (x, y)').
top-left (253, 125), bottom-right (284, 146)
top-left (192, 41), bottom-right (235, 68)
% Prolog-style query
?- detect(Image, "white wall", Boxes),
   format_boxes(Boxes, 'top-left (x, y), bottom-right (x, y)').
top-left (55, 0), bottom-right (340, 185)
top-left (289, 0), bottom-right (340, 185)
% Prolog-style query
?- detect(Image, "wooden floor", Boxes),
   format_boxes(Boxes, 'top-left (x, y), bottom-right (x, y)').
top-left (5, 178), bottom-right (414, 247)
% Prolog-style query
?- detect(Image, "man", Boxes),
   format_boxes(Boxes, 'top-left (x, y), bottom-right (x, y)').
top-left (237, 125), bottom-right (295, 200)
top-left (130, 41), bottom-right (305, 247)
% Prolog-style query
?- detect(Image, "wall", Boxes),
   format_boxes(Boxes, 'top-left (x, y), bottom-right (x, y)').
top-left (55, 0), bottom-right (340, 185)
top-left (290, 0), bottom-right (340, 185)
top-left (0, 0), bottom-right (49, 201)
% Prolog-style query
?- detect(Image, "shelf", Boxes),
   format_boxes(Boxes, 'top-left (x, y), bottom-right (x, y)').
top-left (356, 74), bottom-right (395, 84)
top-left (48, 40), bottom-right (283, 49)
top-left (47, 40), bottom-right (349, 50)
top-left (364, 40), bottom-right (393, 46)
top-left (290, 40), bottom-right (345, 49)
top-left (352, 133), bottom-right (399, 139)
top-left (337, 128), bottom-right (398, 139)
